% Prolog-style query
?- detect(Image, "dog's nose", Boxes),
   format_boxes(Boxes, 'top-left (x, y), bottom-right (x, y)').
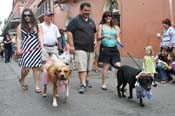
top-left (147, 87), bottom-right (151, 91)
top-left (60, 75), bottom-right (66, 80)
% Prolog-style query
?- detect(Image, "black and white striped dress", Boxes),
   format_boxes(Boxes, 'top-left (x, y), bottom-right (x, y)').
top-left (20, 27), bottom-right (42, 68)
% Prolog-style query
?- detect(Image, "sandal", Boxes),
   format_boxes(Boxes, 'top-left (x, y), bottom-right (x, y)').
top-left (101, 85), bottom-right (108, 90)
top-left (35, 88), bottom-right (42, 93)
top-left (19, 78), bottom-right (28, 91)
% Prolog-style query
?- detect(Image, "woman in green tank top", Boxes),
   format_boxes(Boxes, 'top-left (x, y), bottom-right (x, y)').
top-left (97, 11), bottom-right (123, 90)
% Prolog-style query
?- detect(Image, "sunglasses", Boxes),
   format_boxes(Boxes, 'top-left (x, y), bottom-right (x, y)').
top-left (24, 14), bottom-right (31, 17)
top-left (47, 15), bottom-right (53, 17)
top-left (104, 14), bottom-right (112, 17)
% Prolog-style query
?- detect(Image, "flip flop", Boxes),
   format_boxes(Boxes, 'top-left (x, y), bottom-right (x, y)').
top-left (35, 88), bottom-right (42, 93)
top-left (101, 87), bottom-right (108, 90)
top-left (19, 78), bottom-right (28, 91)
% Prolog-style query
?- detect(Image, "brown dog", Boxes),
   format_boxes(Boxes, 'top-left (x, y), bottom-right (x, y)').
top-left (93, 53), bottom-right (99, 72)
top-left (43, 64), bottom-right (71, 107)
top-left (42, 54), bottom-right (71, 107)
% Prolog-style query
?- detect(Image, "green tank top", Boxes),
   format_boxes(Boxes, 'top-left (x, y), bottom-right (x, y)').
top-left (102, 26), bottom-right (117, 47)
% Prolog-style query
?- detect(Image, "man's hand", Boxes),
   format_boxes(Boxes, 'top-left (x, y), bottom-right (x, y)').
top-left (58, 48), bottom-right (64, 53)
top-left (69, 46), bottom-right (75, 54)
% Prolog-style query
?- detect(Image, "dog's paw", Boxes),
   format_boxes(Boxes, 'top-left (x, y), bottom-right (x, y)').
top-left (52, 100), bottom-right (58, 107)
top-left (52, 97), bottom-right (58, 107)
top-left (128, 96), bottom-right (133, 99)
top-left (153, 83), bottom-right (157, 87)
top-left (140, 102), bottom-right (144, 107)
top-left (52, 103), bottom-right (58, 107)
top-left (42, 93), bottom-right (47, 97)
top-left (122, 94), bottom-right (126, 98)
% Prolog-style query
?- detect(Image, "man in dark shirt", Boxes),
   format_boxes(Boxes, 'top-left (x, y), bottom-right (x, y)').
top-left (3, 33), bottom-right (12, 63)
top-left (67, 2), bottom-right (97, 94)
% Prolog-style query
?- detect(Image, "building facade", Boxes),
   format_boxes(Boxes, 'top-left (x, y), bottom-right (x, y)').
top-left (2, 0), bottom-right (175, 58)
top-left (51, 0), bottom-right (175, 58)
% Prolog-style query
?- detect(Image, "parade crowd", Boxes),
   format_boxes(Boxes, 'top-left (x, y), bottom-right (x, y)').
top-left (0, 2), bottom-right (175, 95)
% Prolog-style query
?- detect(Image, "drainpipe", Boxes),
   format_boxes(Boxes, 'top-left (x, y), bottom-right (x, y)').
top-left (169, 0), bottom-right (174, 25)
top-left (109, 0), bottom-right (113, 12)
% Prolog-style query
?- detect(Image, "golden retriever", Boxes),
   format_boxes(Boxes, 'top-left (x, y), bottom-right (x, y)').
top-left (42, 54), bottom-right (71, 107)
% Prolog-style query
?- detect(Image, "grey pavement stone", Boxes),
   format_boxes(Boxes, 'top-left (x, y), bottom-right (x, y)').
top-left (0, 58), bottom-right (175, 116)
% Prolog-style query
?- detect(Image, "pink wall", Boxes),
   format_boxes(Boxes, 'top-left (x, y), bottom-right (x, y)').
top-left (53, 0), bottom-right (175, 58)
top-left (53, 0), bottom-right (105, 29)
top-left (120, 0), bottom-right (174, 58)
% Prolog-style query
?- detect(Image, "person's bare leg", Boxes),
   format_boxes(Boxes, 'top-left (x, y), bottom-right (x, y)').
top-left (101, 63), bottom-right (109, 88)
top-left (19, 68), bottom-right (30, 90)
top-left (79, 71), bottom-right (87, 86)
top-left (33, 67), bottom-right (41, 92)
top-left (19, 68), bottom-right (30, 85)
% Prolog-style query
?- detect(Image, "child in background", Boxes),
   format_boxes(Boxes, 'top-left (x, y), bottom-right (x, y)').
top-left (155, 47), bottom-right (170, 83)
top-left (164, 53), bottom-right (175, 83)
top-left (142, 45), bottom-right (157, 86)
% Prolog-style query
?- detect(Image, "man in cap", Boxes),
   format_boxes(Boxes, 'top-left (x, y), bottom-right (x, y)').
top-left (40, 11), bottom-right (62, 63)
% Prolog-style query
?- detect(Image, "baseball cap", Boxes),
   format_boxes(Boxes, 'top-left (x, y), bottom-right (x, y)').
top-left (44, 11), bottom-right (54, 16)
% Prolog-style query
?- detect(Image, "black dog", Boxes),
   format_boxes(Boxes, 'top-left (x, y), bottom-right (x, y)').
top-left (116, 65), bottom-right (153, 107)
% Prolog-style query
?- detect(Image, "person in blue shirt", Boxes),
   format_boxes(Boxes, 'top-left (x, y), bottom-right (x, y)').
top-left (97, 11), bottom-right (123, 90)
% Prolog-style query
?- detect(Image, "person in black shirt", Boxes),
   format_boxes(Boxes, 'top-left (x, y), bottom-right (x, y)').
top-left (3, 33), bottom-right (12, 63)
top-left (67, 2), bottom-right (97, 94)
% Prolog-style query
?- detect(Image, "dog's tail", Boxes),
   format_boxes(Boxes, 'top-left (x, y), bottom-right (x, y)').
top-left (109, 58), bottom-right (120, 69)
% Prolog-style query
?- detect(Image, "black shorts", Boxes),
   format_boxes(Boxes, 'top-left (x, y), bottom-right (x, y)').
top-left (98, 44), bottom-right (121, 64)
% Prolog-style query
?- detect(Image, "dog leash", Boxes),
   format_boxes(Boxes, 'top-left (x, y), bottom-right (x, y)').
top-left (117, 41), bottom-right (142, 70)
top-left (16, 46), bottom-right (41, 56)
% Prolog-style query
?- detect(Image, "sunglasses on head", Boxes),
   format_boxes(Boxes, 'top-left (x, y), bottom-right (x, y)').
top-left (24, 14), bottom-right (31, 17)
top-left (104, 14), bottom-right (112, 17)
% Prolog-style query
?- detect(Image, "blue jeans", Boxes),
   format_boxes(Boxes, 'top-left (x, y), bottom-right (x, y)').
top-left (156, 62), bottom-right (168, 81)
top-left (4, 47), bottom-right (11, 62)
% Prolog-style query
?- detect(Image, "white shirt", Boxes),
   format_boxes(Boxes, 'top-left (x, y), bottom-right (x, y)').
top-left (161, 26), bottom-right (175, 47)
top-left (40, 22), bottom-right (61, 45)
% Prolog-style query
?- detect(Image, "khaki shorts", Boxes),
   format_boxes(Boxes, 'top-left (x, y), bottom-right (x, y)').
top-left (42, 46), bottom-right (59, 61)
top-left (74, 50), bottom-right (94, 72)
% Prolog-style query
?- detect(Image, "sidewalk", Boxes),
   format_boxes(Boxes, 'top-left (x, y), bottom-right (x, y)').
top-left (1, 58), bottom-right (175, 116)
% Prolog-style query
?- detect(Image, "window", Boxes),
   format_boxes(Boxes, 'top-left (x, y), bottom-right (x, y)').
top-left (36, 0), bottom-right (54, 18)
top-left (103, 0), bottom-right (120, 26)
top-left (110, 0), bottom-right (120, 26)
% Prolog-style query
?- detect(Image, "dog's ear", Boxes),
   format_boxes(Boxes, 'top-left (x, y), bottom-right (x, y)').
top-left (54, 67), bottom-right (61, 77)
top-left (67, 69), bottom-right (72, 76)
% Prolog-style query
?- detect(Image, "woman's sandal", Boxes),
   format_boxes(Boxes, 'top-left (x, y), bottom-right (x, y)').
top-left (101, 85), bottom-right (108, 90)
top-left (19, 78), bottom-right (28, 91)
top-left (35, 88), bottom-right (42, 93)
top-left (101, 87), bottom-right (108, 90)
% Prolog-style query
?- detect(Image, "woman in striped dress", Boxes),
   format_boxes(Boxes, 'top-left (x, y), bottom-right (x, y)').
top-left (16, 8), bottom-right (43, 93)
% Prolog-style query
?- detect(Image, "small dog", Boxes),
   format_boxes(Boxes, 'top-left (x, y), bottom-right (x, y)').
top-left (116, 65), bottom-right (153, 107)
top-left (93, 53), bottom-right (99, 72)
top-left (42, 54), bottom-right (72, 107)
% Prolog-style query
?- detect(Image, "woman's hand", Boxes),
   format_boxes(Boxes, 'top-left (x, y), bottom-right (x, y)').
top-left (103, 34), bottom-right (113, 39)
top-left (16, 49), bottom-right (22, 56)
top-left (156, 33), bottom-right (162, 39)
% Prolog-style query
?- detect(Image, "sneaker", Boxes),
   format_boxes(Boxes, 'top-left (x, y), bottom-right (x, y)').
top-left (79, 85), bottom-right (86, 94)
top-left (86, 80), bottom-right (92, 88)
